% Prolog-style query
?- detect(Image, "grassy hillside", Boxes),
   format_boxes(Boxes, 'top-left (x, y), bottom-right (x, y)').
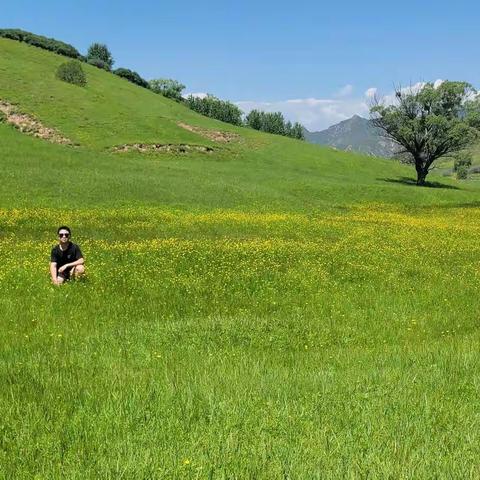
top-left (2, 37), bottom-right (480, 478)
top-left (0, 38), bottom-right (231, 148)
top-left (2, 37), bottom-right (480, 211)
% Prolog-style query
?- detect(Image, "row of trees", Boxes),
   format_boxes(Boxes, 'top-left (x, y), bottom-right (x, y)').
top-left (245, 110), bottom-right (304, 139)
top-left (0, 28), bottom-right (81, 58)
top-left (184, 97), bottom-right (305, 139)
top-left (184, 95), bottom-right (243, 126)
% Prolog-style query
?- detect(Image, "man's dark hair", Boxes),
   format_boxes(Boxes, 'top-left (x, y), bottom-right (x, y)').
top-left (57, 225), bottom-right (71, 235)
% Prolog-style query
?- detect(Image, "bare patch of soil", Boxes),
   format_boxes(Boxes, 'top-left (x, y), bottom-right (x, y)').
top-left (177, 122), bottom-right (239, 143)
top-left (112, 143), bottom-right (214, 154)
top-left (0, 100), bottom-right (73, 145)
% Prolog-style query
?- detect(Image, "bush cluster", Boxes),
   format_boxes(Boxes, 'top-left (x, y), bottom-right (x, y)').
top-left (245, 109), bottom-right (304, 139)
top-left (149, 79), bottom-right (185, 101)
top-left (114, 68), bottom-right (149, 88)
top-left (86, 43), bottom-right (114, 71)
top-left (456, 165), bottom-right (469, 180)
top-left (454, 152), bottom-right (473, 180)
top-left (184, 95), bottom-right (243, 126)
top-left (56, 61), bottom-right (87, 86)
top-left (87, 57), bottom-right (110, 71)
top-left (0, 29), bottom-right (81, 59)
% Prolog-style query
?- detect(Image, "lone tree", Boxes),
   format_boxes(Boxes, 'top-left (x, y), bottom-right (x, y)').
top-left (86, 43), bottom-right (114, 70)
top-left (371, 81), bottom-right (480, 185)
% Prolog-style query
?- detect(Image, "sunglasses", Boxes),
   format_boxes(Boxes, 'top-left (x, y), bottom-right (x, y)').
top-left (59, 233), bottom-right (70, 238)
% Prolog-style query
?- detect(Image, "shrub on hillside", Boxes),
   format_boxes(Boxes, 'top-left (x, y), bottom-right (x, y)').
top-left (114, 68), bottom-right (149, 88)
top-left (149, 78), bottom-right (185, 101)
top-left (87, 57), bottom-right (110, 71)
top-left (185, 94), bottom-right (243, 126)
top-left (0, 28), bottom-right (81, 59)
top-left (453, 152), bottom-right (473, 180)
top-left (456, 165), bottom-right (469, 179)
top-left (56, 60), bottom-right (87, 86)
top-left (86, 43), bottom-right (114, 70)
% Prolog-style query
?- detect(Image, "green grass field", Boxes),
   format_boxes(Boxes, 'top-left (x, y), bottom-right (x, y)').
top-left (2, 38), bottom-right (480, 478)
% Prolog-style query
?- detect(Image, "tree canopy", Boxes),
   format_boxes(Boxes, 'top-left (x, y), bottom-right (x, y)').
top-left (371, 81), bottom-right (480, 185)
top-left (86, 43), bottom-right (114, 70)
top-left (149, 78), bottom-right (185, 101)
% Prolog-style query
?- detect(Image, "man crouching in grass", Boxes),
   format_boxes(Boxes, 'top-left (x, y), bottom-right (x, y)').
top-left (50, 226), bottom-right (85, 285)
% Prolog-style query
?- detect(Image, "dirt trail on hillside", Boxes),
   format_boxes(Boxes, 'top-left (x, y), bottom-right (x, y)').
top-left (177, 122), bottom-right (239, 143)
top-left (113, 143), bottom-right (214, 154)
top-left (0, 100), bottom-right (73, 145)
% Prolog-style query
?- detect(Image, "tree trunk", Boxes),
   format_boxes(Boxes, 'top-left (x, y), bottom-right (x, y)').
top-left (415, 158), bottom-right (428, 186)
top-left (416, 169), bottom-right (427, 186)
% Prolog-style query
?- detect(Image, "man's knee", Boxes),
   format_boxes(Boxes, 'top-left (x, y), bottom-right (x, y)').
top-left (73, 265), bottom-right (85, 275)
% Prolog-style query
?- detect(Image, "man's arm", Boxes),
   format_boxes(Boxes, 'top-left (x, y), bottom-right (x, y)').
top-left (57, 257), bottom-right (84, 273)
top-left (50, 262), bottom-right (59, 284)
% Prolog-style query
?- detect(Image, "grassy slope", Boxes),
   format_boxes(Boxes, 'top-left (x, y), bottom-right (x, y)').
top-left (0, 38), bottom-right (225, 148)
top-left (2, 37), bottom-right (480, 212)
top-left (2, 38), bottom-right (480, 478)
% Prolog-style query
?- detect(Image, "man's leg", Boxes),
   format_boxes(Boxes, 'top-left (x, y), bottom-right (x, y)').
top-left (56, 269), bottom-right (70, 284)
top-left (71, 264), bottom-right (85, 279)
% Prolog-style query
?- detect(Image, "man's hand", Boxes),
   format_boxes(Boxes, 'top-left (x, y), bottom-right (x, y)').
top-left (58, 264), bottom-right (69, 273)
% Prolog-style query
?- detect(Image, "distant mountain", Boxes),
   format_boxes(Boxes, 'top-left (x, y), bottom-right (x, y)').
top-left (304, 115), bottom-right (398, 158)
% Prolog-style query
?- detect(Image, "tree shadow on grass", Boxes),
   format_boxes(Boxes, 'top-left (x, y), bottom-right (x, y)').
top-left (378, 177), bottom-right (460, 190)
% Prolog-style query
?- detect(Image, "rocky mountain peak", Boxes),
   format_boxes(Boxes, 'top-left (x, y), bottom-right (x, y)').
top-left (304, 115), bottom-right (397, 158)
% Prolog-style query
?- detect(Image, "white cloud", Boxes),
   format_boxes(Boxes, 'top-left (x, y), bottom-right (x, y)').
top-left (335, 84), bottom-right (354, 97)
top-left (236, 97), bottom-right (370, 132)
top-left (365, 87), bottom-right (377, 98)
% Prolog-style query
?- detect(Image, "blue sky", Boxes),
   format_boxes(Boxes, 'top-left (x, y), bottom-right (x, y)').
top-left (3, 0), bottom-right (480, 130)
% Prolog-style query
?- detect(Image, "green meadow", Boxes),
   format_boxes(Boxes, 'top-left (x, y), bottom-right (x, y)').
top-left (1, 38), bottom-right (480, 478)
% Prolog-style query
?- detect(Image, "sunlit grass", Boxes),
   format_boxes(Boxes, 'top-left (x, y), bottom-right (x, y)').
top-left (2, 36), bottom-right (480, 478)
top-left (2, 206), bottom-right (480, 478)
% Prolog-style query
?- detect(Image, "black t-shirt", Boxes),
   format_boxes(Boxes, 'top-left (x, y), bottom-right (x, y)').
top-left (50, 242), bottom-right (83, 269)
